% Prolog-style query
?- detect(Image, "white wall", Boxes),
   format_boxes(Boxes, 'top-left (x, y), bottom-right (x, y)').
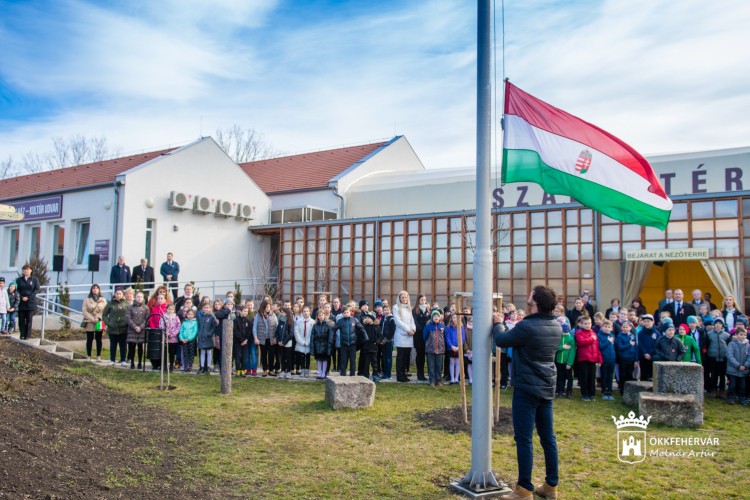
top-left (117, 138), bottom-right (271, 294)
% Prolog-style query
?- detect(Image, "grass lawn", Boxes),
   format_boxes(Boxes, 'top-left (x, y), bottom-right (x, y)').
top-left (71, 362), bottom-right (750, 500)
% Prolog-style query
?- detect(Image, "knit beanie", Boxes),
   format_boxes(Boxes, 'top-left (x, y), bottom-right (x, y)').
top-left (686, 316), bottom-right (699, 325)
top-left (359, 300), bottom-right (368, 309)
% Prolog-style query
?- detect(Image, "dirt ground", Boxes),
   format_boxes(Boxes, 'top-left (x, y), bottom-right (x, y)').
top-left (27, 329), bottom-right (88, 341)
top-left (0, 339), bottom-right (224, 500)
top-left (417, 405), bottom-right (514, 435)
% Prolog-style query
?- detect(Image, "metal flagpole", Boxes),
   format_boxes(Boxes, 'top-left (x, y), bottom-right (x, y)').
top-left (453, 0), bottom-right (508, 495)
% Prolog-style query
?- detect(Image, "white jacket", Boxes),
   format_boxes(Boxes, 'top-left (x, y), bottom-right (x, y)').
top-left (0, 288), bottom-right (8, 314)
top-left (294, 316), bottom-right (315, 354)
top-left (392, 304), bottom-right (416, 348)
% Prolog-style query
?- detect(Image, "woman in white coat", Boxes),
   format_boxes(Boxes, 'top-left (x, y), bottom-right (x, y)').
top-left (294, 306), bottom-right (315, 377)
top-left (393, 290), bottom-right (416, 383)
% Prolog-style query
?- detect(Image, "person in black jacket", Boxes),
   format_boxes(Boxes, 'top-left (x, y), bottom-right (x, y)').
top-left (332, 305), bottom-right (366, 376)
top-left (375, 302), bottom-right (396, 379)
top-left (493, 285), bottom-right (560, 499)
top-left (233, 306), bottom-right (252, 376)
top-left (131, 258), bottom-right (155, 291)
top-left (109, 256), bottom-right (131, 292)
top-left (412, 294), bottom-right (430, 381)
top-left (355, 300), bottom-right (382, 381)
top-left (16, 265), bottom-right (40, 340)
top-left (311, 310), bottom-right (335, 379)
top-left (567, 297), bottom-right (587, 329)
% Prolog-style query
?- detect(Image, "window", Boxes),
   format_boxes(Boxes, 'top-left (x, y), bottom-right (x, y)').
top-left (8, 228), bottom-right (19, 268)
top-left (52, 224), bottom-right (65, 256)
top-left (145, 219), bottom-right (156, 262)
top-left (75, 221), bottom-right (90, 266)
top-left (29, 226), bottom-right (41, 258)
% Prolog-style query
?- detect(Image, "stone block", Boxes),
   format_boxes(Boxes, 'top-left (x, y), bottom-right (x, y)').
top-left (623, 381), bottom-right (652, 406)
top-left (639, 393), bottom-right (703, 427)
top-left (653, 361), bottom-right (703, 404)
top-left (325, 375), bottom-right (376, 410)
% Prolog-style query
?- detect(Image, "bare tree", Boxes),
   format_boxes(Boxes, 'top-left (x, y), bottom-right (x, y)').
top-left (314, 266), bottom-right (334, 295)
top-left (247, 247), bottom-right (283, 301)
top-left (455, 213), bottom-right (510, 253)
top-left (1, 134), bottom-right (122, 179)
top-left (215, 124), bottom-right (282, 163)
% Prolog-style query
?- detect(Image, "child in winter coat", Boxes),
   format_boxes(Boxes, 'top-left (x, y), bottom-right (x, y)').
top-left (178, 308), bottom-right (198, 372)
top-left (233, 306), bottom-right (253, 377)
top-left (653, 324), bottom-right (686, 362)
top-left (311, 309), bottom-right (335, 379)
top-left (575, 316), bottom-right (601, 401)
top-left (555, 317), bottom-right (576, 399)
top-left (294, 306), bottom-right (315, 377)
top-left (196, 303), bottom-right (218, 374)
top-left (162, 303), bottom-right (182, 372)
top-left (277, 308), bottom-right (295, 379)
top-left (146, 293), bottom-right (169, 370)
top-left (676, 324), bottom-right (702, 364)
top-left (616, 321), bottom-right (638, 395)
top-left (597, 320), bottom-right (617, 400)
top-left (445, 314), bottom-right (465, 385)
top-left (332, 305), bottom-right (366, 376)
top-left (637, 314), bottom-right (658, 381)
top-left (707, 318), bottom-right (730, 398)
top-left (125, 292), bottom-right (149, 370)
top-left (423, 309), bottom-right (447, 386)
top-left (726, 326), bottom-right (750, 405)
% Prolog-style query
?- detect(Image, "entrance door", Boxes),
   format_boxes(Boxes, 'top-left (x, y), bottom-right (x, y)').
top-left (640, 260), bottom-right (721, 315)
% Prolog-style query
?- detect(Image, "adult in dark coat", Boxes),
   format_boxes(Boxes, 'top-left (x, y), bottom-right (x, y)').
top-left (159, 253), bottom-right (180, 301)
top-left (657, 289), bottom-right (674, 316)
top-left (16, 264), bottom-right (40, 340)
top-left (131, 258), bottom-right (155, 291)
top-left (567, 297), bottom-right (587, 328)
top-left (493, 285), bottom-right (560, 499)
top-left (109, 256), bottom-right (131, 291)
top-left (412, 294), bottom-right (431, 381)
top-left (630, 297), bottom-right (648, 317)
top-left (174, 283), bottom-right (201, 310)
top-left (664, 289), bottom-right (696, 327)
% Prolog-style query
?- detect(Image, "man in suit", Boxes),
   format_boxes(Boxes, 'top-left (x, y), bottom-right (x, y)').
top-left (109, 256), bottom-right (131, 292)
top-left (657, 288), bottom-right (674, 315)
top-left (160, 252), bottom-right (180, 301)
top-left (132, 258), bottom-right (155, 291)
top-left (665, 289), bottom-right (696, 326)
top-left (689, 289), bottom-right (705, 310)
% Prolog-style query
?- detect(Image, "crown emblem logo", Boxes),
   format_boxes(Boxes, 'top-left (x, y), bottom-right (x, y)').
top-left (612, 411), bottom-right (651, 430)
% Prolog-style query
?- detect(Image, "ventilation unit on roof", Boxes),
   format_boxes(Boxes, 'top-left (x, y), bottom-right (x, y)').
top-left (169, 191), bottom-right (193, 211)
top-left (216, 199), bottom-right (236, 218)
top-left (236, 203), bottom-right (256, 220)
top-left (193, 196), bottom-right (216, 215)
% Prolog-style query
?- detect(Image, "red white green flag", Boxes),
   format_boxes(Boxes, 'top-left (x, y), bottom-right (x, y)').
top-left (501, 81), bottom-right (672, 230)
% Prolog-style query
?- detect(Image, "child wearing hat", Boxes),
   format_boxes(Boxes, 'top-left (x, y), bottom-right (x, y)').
top-left (423, 309), bottom-right (447, 386)
top-left (653, 324), bottom-right (686, 362)
top-left (555, 316), bottom-right (576, 398)
top-left (706, 317), bottom-right (730, 399)
top-left (676, 324), bottom-right (701, 364)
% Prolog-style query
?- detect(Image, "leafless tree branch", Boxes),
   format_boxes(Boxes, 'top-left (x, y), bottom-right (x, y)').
top-left (215, 124), bottom-right (282, 163)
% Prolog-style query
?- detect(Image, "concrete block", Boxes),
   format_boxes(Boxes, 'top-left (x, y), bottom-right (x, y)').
top-left (325, 374), bottom-right (376, 410)
top-left (639, 393), bottom-right (703, 427)
top-left (623, 381), bottom-right (652, 406)
top-left (653, 361), bottom-right (703, 404)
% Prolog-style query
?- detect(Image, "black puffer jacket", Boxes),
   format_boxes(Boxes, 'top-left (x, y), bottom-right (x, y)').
top-left (493, 313), bottom-right (561, 400)
top-left (412, 307), bottom-right (430, 349)
top-left (311, 321), bottom-right (335, 358)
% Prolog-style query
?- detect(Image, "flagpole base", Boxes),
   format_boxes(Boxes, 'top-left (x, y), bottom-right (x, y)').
top-left (450, 470), bottom-right (511, 498)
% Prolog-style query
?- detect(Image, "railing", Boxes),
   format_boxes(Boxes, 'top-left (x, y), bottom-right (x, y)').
top-left (35, 277), bottom-right (278, 340)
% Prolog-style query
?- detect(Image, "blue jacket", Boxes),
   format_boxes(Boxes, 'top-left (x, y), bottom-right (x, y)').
top-left (597, 331), bottom-right (617, 364)
top-left (160, 260), bottom-right (180, 280)
top-left (616, 331), bottom-right (638, 362)
top-left (445, 324), bottom-right (465, 351)
top-left (637, 327), bottom-right (658, 357)
top-left (109, 264), bottom-right (131, 287)
top-left (332, 316), bottom-right (366, 347)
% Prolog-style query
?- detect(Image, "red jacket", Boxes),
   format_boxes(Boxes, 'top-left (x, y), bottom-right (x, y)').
top-left (149, 303), bottom-right (168, 328)
top-left (575, 329), bottom-right (602, 363)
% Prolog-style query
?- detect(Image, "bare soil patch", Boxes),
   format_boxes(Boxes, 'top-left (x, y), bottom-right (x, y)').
top-left (417, 405), bottom-right (514, 435)
top-left (0, 339), bottom-right (223, 499)
top-left (28, 329), bottom-right (88, 341)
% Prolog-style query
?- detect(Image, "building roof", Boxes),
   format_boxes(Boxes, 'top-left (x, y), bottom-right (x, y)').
top-left (0, 148), bottom-right (177, 200)
top-left (240, 141), bottom-right (387, 194)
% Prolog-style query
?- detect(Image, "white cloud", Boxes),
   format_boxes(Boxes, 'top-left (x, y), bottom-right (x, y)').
top-left (1, 0), bottom-right (750, 170)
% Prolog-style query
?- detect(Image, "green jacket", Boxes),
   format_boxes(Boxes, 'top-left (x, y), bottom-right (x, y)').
top-left (103, 297), bottom-right (130, 334)
top-left (676, 334), bottom-right (702, 364)
top-left (555, 333), bottom-right (577, 365)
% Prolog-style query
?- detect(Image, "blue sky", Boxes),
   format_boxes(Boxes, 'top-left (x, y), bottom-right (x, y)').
top-left (1, 0), bottom-right (750, 168)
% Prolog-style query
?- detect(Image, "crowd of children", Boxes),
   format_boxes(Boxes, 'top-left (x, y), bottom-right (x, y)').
top-left (93, 282), bottom-right (750, 403)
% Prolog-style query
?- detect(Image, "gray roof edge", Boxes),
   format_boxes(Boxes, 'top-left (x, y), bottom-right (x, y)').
top-left (328, 136), bottom-right (403, 184)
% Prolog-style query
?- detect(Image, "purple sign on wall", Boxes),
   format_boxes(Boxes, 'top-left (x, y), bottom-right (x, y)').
top-left (94, 240), bottom-right (110, 262)
top-left (0, 195), bottom-right (63, 224)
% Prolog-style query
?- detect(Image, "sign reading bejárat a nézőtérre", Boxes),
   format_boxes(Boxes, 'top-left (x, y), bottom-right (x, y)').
top-left (625, 248), bottom-right (709, 261)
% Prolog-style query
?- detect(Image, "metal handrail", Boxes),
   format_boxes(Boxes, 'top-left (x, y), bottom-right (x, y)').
top-left (37, 296), bottom-right (81, 315)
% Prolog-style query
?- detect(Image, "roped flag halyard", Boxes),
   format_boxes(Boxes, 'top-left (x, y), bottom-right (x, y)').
top-left (501, 81), bottom-right (673, 230)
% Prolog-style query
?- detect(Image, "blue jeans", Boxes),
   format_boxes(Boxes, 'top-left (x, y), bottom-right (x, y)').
top-left (380, 341), bottom-right (393, 378)
top-left (512, 388), bottom-right (558, 491)
top-left (0, 312), bottom-right (6, 332)
top-left (245, 343), bottom-right (258, 371)
top-left (7, 311), bottom-right (17, 332)
top-left (426, 352), bottom-right (443, 384)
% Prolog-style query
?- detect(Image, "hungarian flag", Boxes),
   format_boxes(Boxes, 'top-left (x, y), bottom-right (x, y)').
top-left (501, 81), bottom-right (672, 230)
